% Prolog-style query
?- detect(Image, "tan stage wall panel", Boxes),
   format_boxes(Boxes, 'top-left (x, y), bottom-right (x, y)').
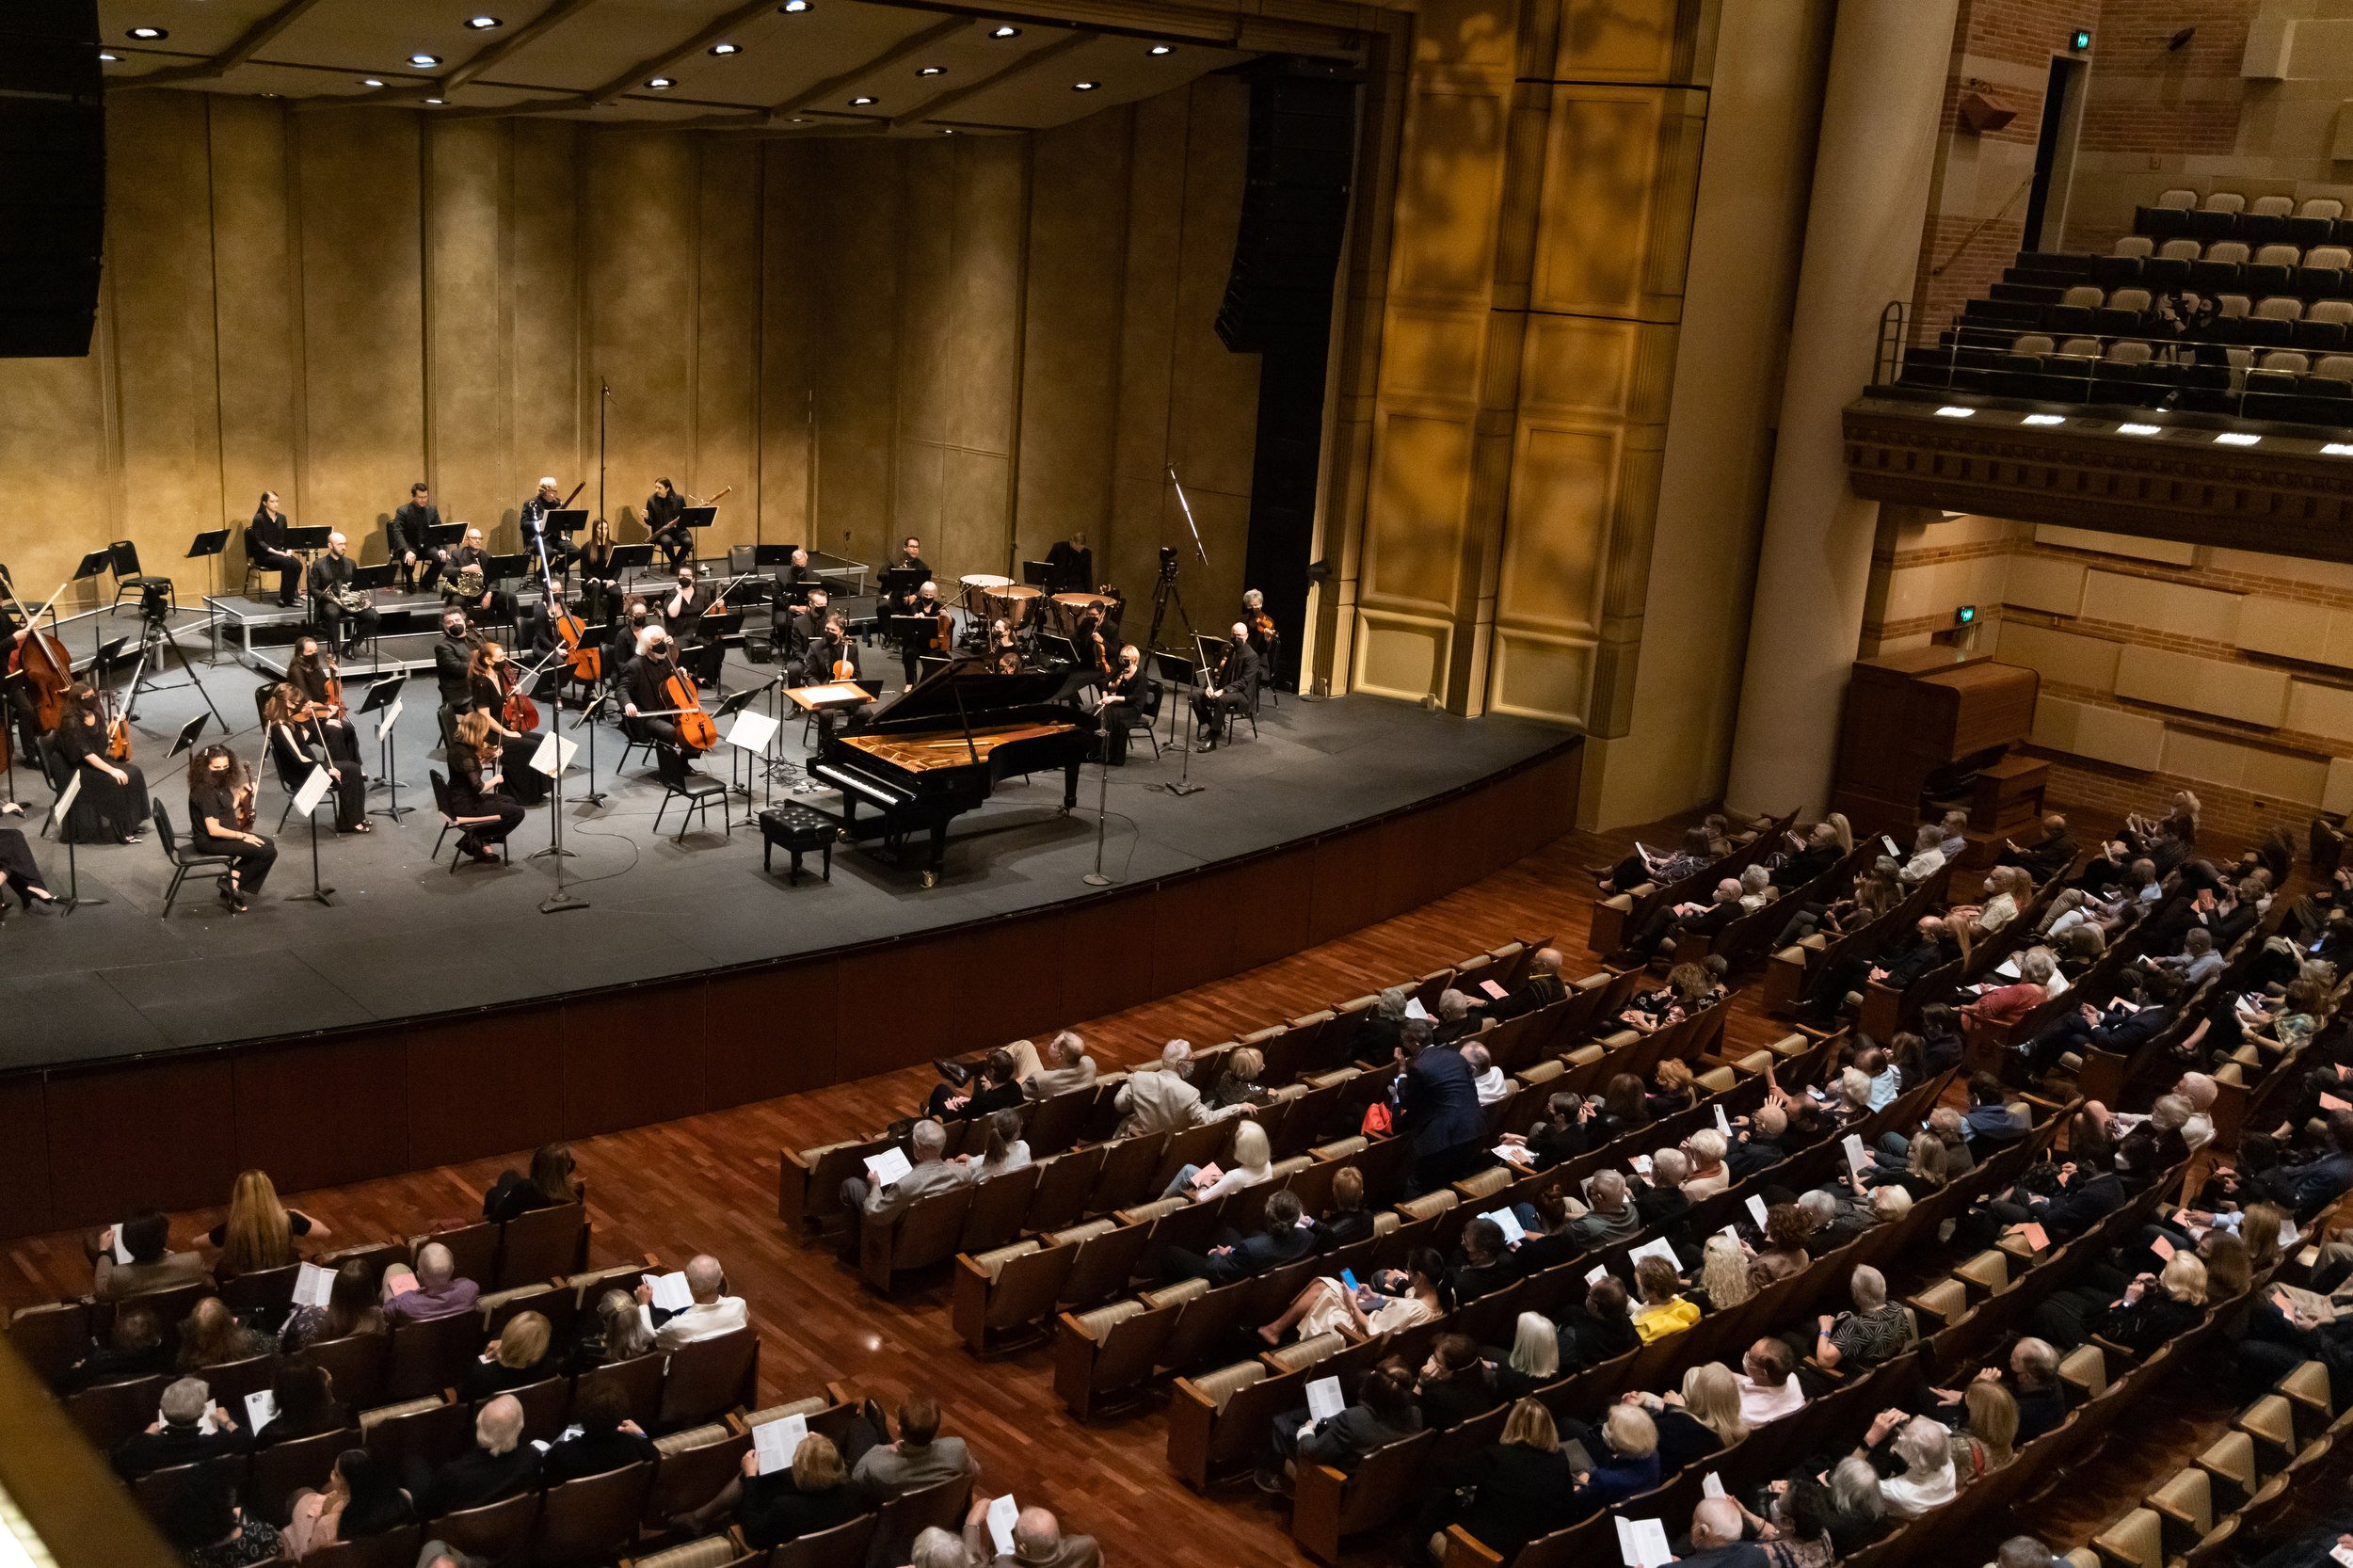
top-left (1330, 0), bottom-right (1717, 738)
top-left (0, 86), bottom-right (1258, 619)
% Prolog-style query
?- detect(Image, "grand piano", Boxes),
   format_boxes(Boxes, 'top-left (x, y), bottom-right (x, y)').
top-left (808, 657), bottom-right (1097, 887)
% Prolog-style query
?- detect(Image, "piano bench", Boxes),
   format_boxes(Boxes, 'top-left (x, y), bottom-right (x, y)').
top-left (760, 805), bottom-right (837, 884)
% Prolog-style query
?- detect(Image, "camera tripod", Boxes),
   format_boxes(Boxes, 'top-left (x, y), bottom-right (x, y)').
top-left (122, 591), bottom-right (225, 731)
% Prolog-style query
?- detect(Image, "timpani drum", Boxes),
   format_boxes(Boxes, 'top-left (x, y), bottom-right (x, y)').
top-left (987, 583), bottom-right (1044, 629)
top-left (1049, 590), bottom-right (1112, 636)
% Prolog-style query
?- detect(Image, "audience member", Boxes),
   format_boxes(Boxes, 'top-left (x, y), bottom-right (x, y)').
top-left (207, 1169), bottom-right (327, 1277)
top-left (280, 1259), bottom-right (384, 1350)
top-left (481, 1143), bottom-right (581, 1223)
top-left (963, 1496), bottom-right (1103, 1568)
top-left (638, 1254), bottom-right (749, 1350)
top-left (90, 1210), bottom-right (207, 1300)
top-left (1165, 1190), bottom-right (1316, 1288)
top-left (116, 1377), bottom-right (248, 1479)
top-left (850, 1394), bottom-right (979, 1496)
top-left (283, 1449), bottom-right (415, 1560)
top-left (379, 1243), bottom-right (480, 1324)
top-left (177, 1298), bottom-right (271, 1372)
top-left (1113, 1042), bottom-right (1209, 1135)
top-left (1412, 1398), bottom-right (1576, 1564)
top-left (408, 1395), bottom-right (539, 1517)
top-left (464, 1309), bottom-right (559, 1399)
top-left (540, 1380), bottom-right (656, 1483)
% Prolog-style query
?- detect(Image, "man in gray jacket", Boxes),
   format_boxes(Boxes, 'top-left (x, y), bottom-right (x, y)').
top-left (1021, 1032), bottom-right (1100, 1100)
top-left (840, 1120), bottom-right (974, 1246)
top-left (849, 1393), bottom-right (979, 1495)
top-left (89, 1211), bottom-right (209, 1301)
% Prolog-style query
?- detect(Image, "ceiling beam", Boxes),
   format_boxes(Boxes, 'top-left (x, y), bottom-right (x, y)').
top-left (428, 0), bottom-right (793, 120)
top-left (767, 16), bottom-right (975, 119)
top-left (888, 30), bottom-right (1093, 128)
top-left (118, 0), bottom-right (331, 88)
top-left (446, 0), bottom-right (608, 90)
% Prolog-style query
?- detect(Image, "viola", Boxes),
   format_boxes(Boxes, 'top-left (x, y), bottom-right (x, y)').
top-left (664, 661), bottom-right (716, 752)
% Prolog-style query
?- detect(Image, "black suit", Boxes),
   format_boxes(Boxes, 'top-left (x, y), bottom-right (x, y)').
top-left (306, 555), bottom-right (379, 651)
top-left (645, 490), bottom-right (688, 568)
top-left (411, 1442), bottom-right (540, 1518)
top-left (248, 512), bottom-right (302, 605)
top-left (520, 495), bottom-right (573, 577)
top-left (1488, 972), bottom-right (1565, 1022)
top-left (1193, 639), bottom-right (1261, 744)
top-left (1046, 540), bottom-right (1093, 592)
top-left (622, 654), bottom-right (682, 749)
top-left (1161, 1221), bottom-right (1317, 1288)
top-left (538, 1426), bottom-right (657, 1484)
top-left (434, 631), bottom-right (482, 748)
top-left (116, 1419), bottom-right (248, 1480)
top-left (389, 502), bottom-right (447, 588)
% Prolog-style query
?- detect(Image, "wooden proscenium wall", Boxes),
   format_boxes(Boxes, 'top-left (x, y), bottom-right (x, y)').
top-left (0, 81), bottom-right (1257, 622)
top-left (1310, 0), bottom-right (1713, 732)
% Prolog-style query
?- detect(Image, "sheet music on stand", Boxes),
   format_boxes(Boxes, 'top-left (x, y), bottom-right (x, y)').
top-left (728, 711), bottom-right (779, 754)
top-left (529, 731), bottom-right (579, 778)
top-left (375, 691), bottom-right (405, 745)
top-left (51, 772), bottom-right (82, 830)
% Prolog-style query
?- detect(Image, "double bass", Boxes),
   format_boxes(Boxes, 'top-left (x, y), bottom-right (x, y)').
top-left (0, 566), bottom-right (75, 763)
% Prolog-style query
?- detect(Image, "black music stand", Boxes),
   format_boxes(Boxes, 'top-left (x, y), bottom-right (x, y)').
top-left (576, 685), bottom-right (613, 809)
top-left (679, 505), bottom-right (717, 533)
top-left (360, 673), bottom-right (412, 821)
top-left (880, 567), bottom-right (926, 600)
top-left (74, 547), bottom-right (113, 588)
top-left (424, 521), bottom-right (466, 552)
top-left (186, 530), bottom-right (230, 659)
top-left (713, 683), bottom-right (770, 799)
top-left (1036, 632), bottom-right (1077, 667)
top-left (754, 543), bottom-right (803, 566)
top-left (533, 724), bottom-right (588, 916)
top-left (284, 761), bottom-right (336, 907)
top-left (1022, 560), bottom-right (1054, 588)
top-left (283, 525), bottom-right (331, 554)
top-left (544, 508), bottom-right (588, 580)
top-left (1152, 650), bottom-right (1203, 796)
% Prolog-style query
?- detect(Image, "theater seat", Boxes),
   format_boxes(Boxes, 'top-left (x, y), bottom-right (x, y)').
top-left (2296, 298), bottom-right (2352, 351)
top-left (2240, 193), bottom-right (2297, 245)
top-left (2143, 238), bottom-right (2200, 292)
top-left (2296, 245), bottom-right (2350, 299)
top-left (2045, 284), bottom-right (2105, 336)
top-left (2093, 237), bottom-right (2151, 289)
top-left (2185, 190), bottom-right (2248, 243)
top-left (2290, 197), bottom-right (2345, 248)
top-left (2094, 287), bottom-right (2152, 338)
top-left (2245, 243), bottom-right (2300, 296)
top-left (2190, 240), bottom-right (2249, 295)
top-left (2137, 187), bottom-right (2198, 241)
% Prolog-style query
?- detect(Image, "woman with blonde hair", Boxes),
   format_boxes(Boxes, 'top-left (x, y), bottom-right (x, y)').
top-left (1624, 1361), bottom-right (1748, 1473)
top-left (573, 1287), bottom-right (654, 1368)
top-left (1166, 1117), bottom-right (1273, 1202)
top-left (466, 1309), bottom-right (556, 1399)
top-left (1493, 1311), bottom-right (1560, 1399)
top-left (1414, 1399), bottom-right (1576, 1564)
top-left (209, 1169), bottom-right (326, 1276)
top-left (1960, 1380), bottom-right (2018, 1474)
top-left (1695, 1233), bottom-right (1755, 1311)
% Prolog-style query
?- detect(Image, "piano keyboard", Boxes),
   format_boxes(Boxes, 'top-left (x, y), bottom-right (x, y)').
top-left (810, 762), bottom-right (909, 808)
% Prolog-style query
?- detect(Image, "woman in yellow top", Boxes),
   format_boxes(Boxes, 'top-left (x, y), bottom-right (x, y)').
top-left (1631, 1255), bottom-right (1702, 1343)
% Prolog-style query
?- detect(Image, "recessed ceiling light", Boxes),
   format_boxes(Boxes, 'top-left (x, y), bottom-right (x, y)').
top-left (1148, 43), bottom-right (1173, 55)
top-left (361, 77), bottom-right (385, 87)
top-left (940, 127), bottom-right (955, 135)
top-left (647, 76), bottom-right (674, 88)
top-left (709, 41), bottom-right (742, 55)
top-left (1932, 406), bottom-right (1975, 418)
top-left (424, 97), bottom-right (446, 104)
top-left (916, 64), bottom-right (944, 75)
top-left (2215, 431), bottom-right (2261, 446)
top-left (2022, 413), bottom-right (2064, 425)
top-left (409, 53), bottom-right (442, 66)
top-left (1072, 80), bottom-right (1099, 90)
top-left (2118, 423), bottom-right (2160, 436)
top-left (2325, 443), bottom-right (2353, 456)
top-left (849, 95), bottom-right (876, 106)
top-left (465, 16), bottom-right (502, 29)
top-left (127, 25), bottom-right (167, 40)
top-left (780, 0), bottom-right (810, 11)
top-left (990, 24), bottom-right (1019, 37)
top-left (98, 51), bottom-right (118, 61)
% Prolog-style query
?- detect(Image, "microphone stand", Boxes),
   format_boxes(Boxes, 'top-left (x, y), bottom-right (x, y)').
top-left (578, 683), bottom-right (611, 809)
top-left (538, 729), bottom-right (587, 915)
top-left (1082, 748), bottom-right (1116, 886)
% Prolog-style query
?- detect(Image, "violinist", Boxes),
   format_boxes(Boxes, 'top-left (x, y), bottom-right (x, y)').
top-left (284, 637), bottom-right (365, 776)
top-left (1098, 644), bottom-right (1155, 765)
top-left (781, 587), bottom-right (831, 685)
top-left (898, 579), bottom-right (949, 686)
top-left (1242, 588), bottom-right (1277, 664)
top-left (0, 825), bottom-right (57, 913)
top-left (247, 490), bottom-right (303, 608)
top-left (448, 709), bottom-right (526, 863)
top-left (1192, 621), bottom-right (1261, 753)
top-left (387, 481), bottom-right (448, 591)
top-left (264, 680), bottom-right (368, 835)
top-left (661, 564), bottom-right (710, 642)
top-left (188, 744), bottom-right (273, 912)
top-left (645, 478), bottom-right (690, 570)
top-left (464, 641), bottom-right (550, 806)
top-left (889, 536), bottom-right (931, 581)
top-left (441, 526), bottom-right (498, 623)
top-left (305, 532), bottom-right (378, 657)
top-left (53, 684), bottom-right (148, 844)
top-left (809, 612), bottom-right (861, 683)
top-left (432, 609), bottom-right (484, 751)
top-left (1072, 603), bottom-right (1111, 673)
top-left (984, 617), bottom-right (1023, 676)
top-left (621, 625), bottom-right (686, 753)
top-left (575, 518), bottom-right (622, 624)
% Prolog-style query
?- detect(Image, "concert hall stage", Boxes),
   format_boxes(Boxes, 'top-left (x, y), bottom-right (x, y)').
top-left (0, 666), bottom-right (1579, 1237)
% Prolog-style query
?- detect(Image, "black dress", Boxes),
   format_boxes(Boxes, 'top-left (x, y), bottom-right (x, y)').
top-left (465, 674), bottom-right (550, 807)
top-left (56, 716), bottom-right (148, 843)
top-left (0, 827), bottom-right (53, 907)
top-left (189, 779), bottom-right (277, 895)
top-left (270, 723), bottom-right (367, 833)
top-left (450, 748), bottom-right (526, 845)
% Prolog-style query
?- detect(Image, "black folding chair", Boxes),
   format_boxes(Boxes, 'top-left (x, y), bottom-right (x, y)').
top-left (152, 802), bottom-right (237, 917)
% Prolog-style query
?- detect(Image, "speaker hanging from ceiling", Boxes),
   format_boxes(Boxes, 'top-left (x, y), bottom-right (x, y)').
top-left (0, 1), bottom-right (104, 358)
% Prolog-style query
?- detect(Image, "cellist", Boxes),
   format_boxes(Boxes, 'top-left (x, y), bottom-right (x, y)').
top-left (464, 641), bottom-right (549, 807)
top-left (620, 624), bottom-right (686, 755)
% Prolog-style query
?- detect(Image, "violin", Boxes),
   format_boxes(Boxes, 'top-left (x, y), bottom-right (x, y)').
top-left (663, 658), bottom-right (716, 752)
top-left (234, 779), bottom-right (257, 832)
top-left (498, 659), bottom-right (541, 734)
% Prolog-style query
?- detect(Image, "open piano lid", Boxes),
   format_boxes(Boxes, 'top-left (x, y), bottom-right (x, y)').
top-left (863, 655), bottom-right (1092, 728)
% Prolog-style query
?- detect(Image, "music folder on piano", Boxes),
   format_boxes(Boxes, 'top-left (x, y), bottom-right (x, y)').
top-left (808, 656), bottom-right (1097, 888)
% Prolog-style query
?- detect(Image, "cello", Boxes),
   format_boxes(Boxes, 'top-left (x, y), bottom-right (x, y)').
top-left (497, 652), bottom-right (541, 735)
top-left (540, 553), bottom-right (600, 683)
top-left (0, 564), bottom-right (75, 738)
top-left (663, 658), bottom-right (716, 753)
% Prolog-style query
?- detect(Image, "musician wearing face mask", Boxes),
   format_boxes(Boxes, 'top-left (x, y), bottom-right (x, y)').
top-left (284, 637), bottom-right (364, 776)
top-left (189, 744), bottom-right (274, 912)
top-left (520, 477), bottom-right (574, 577)
top-left (604, 596), bottom-right (651, 689)
top-left (621, 625), bottom-right (684, 752)
top-left (645, 478), bottom-right (690, 570)
top-left (433, 609), bottom-right (484, 751)
top-left (985, 617), bottom-right (1022, 676)
top-left (388, 482), bottom-right (448, 591)
top-left (465, 641), bottom-right (549, 806)
top-left (53, 684), bottom-right (147, 845)
top-left (1099, 644), bottom-right (1154, 764)
top-left (781, 587), bottom-right (832, 685)
top-left (1193, 621), bottom-right (1261, 752)
top-left (264, 680), bottom-right (367, 835)
top-left (448, 709), bottom-right (526, 863)
top-left (306, 532), bottom-right (378, 656)
top-left (247, 491), bottom-right (303, 608)
top-left (898, 580), bottom-right (948, 686)
top-left (576, 518), bottom-right (622, 624)
top-left (662, 564), bottom-right (710, 642)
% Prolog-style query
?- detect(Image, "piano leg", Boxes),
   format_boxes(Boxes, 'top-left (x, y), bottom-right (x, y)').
top-left (1061, 756), bottom-right (1080, 813)
top-left (923, 820), bottom-right (947, 889)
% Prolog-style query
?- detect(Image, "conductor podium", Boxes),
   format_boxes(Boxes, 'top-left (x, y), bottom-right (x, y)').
top-left (1830, 648), bottom-right (2041, 851)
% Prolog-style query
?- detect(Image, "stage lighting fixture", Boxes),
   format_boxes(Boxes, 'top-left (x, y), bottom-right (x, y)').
top-left (647, 76), bottom-right (675, 88)
top-left (849, 95), bottom-right (877, 105)
top-left (1148, 44), bottom-right (1172, 55)
top-left (1073, 80), bottom-right (1098, 90)
top-left (466, 16), bottom-right (503, 28)
top-left (917, 65), bottom-right (944, 75)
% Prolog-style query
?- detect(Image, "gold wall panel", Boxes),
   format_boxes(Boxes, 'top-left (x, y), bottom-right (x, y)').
top-left (1375, 304), bottom-right (1488, 404)
top-left (424, 120), bottom-right (515, 552)
top-left (205, 97), bottom-right (299, 553)
top-left (586, 133), bottom-right (698, 539)
top-left (1554, 0), bottom-right (1698, 82)
top-left (1364, 410), bottom-right (1473, 613)
top-left (1391, 88), bottom-right (1510, 302)
top-left (1517, 313), bottom-right (1635, 418)
top-left (1413, 0), bottom-right (1526, 72)
top-left (1497, 423), bottom-right (1612, 632)
top-left (1353, 609), bottom-right (1452, 700)
top-left (1530, 88), bottom-right (1671, 319)
top-left (695, 138), bottom-right (763, 532)
top-left (1489, 627), bottom-right (1595, 721)
top-left (504, 121), bottom-right (580, 539)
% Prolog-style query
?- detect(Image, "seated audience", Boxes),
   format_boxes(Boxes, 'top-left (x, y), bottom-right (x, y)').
top-left (116, 1377), bottom-right (248, 1479)
top-left (1412, 1398), bottom-right (1577, 1564)
top-left (1018, 1031), bottom-right (1099, 1098)
top-left (206, 1169), bottom-right (328, 1277)
top-left (164, 1460), bottom-right (282, 1568)
top-left (283, 1449), bottom-right (415, 1560)
top-left (963, 1496), bottom-right (1101, 1568)
top-left (1113, 1041), bottom-right (1209, 1135)
top-left (1855, 1412), bottom-right (1956, 1519)
top-left (280, 1259), bottom-right (384, 1350)
top-left (1622, 1361), bottom-right (1747, 1474)
top-left (1166, 1190), bottom-right (1317, 1288)
top-left (840, 1121), bottom-right (974, 1244)
top-left (177, 1298), bottom-right (271, 1372)
top-left (380, 1243), bottom-right (480, 1324)
top-left (1415, 1334), bottom-right (1501, 1430)
top-left (850, 1394), bottom-right (979, 1496)
top-left (464, 1309), bottom-right (559, 1399)
top-left (1260, 1360), bottom-right (1422, 1495)
top-left (408, 1395), bottom-right (539, 1518)
top-left (1809, 1266), bottom-right (1912, 1375)
top-left (1737, 1337), bottom-right (1807, 1426)
top-left (1631, 1256), bottom-right (1701, 1343)
top-left (1259, 1249), bottom-right (1450, 1344)
top-left (59, 1304), bottom-right (169, 1393)
top-left (1161, 1117), bottom-right (1273, 1203)
top-left (252, 1360), bottom-right (351, 1448)
top-left (481, 1143), bottom-right (581, 1223)
top-left (90, 1210), bottom-right (207, 1301)
top-left (540, 1380), bottom-right (657, 1483)
top-left (639, 1254), bottom-right (749, 1350)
